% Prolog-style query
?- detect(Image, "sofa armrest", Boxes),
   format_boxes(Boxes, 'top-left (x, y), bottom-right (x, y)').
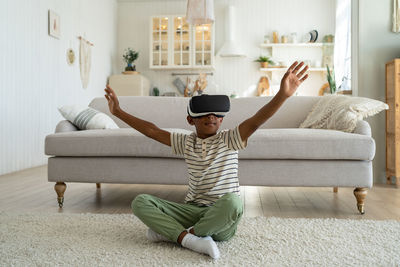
top-left (353, 120), bottom-right (371, 136)
top-left (55, 120), bottom-right (79, 133)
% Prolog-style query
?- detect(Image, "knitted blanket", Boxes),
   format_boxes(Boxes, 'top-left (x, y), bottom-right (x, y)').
top-left (299, 95), bottom-right (388, 133)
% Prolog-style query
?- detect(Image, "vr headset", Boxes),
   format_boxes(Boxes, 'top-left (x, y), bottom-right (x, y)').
top-left (187, 94), bottom-right (230, 118)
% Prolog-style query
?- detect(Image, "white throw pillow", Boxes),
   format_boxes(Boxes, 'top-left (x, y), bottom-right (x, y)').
top-left (299, 95), bottom-right (388, 133)
top-left (58, 105), bottom-right (119, 130)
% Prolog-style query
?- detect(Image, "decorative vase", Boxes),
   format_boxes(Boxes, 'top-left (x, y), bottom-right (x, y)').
top-left (125, 63), bottom-right (136, 71)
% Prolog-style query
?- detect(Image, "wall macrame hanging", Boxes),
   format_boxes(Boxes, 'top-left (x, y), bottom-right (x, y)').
top-left (78, 36), bottom-right (93, 89)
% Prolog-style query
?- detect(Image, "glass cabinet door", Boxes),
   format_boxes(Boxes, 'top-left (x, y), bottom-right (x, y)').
top-left (152, 17), bottom-right (169, 66)
top-left (173, 17), bottom-right (190, 66)
top-left (151, 15), bottom-right (213, 68)
top-left (195, 24), bottom-right (212, 66)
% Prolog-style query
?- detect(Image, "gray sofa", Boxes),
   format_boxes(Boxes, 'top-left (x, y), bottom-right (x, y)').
top-left (45, 96), bottom-right (375, 214)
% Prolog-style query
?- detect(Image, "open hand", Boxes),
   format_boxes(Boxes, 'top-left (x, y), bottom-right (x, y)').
top-left (104, 85), bottom-right (121, 115)
top-left (279, 61), bottom-right (309, 98)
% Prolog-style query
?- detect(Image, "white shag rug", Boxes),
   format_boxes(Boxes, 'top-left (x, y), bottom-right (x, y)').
top-left (1, 212), bottom-right (399, 267)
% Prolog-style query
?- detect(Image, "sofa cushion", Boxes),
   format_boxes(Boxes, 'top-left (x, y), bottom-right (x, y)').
top-left (299, 95), bottom-right (388, 133)
top-left (241, 128), bottom-right (375, 160)
top-left (45, 128), bottom-right (375, 161)
top-left (58, 105), bottom-right (119, 130)
top-left (45, 128), bottom-right (189, 158)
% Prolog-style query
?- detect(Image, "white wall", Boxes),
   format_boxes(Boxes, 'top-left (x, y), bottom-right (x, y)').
top-left (358, 0), bottom-right (400, 183)
top-left (5, 0), bottom-right (395, 186)
top-left (0, 0), bottom-right (118, 175)
top-left (117, 0), bottom-right (335, 97)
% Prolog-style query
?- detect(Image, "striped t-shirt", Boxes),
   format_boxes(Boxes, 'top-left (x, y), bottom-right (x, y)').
top-left (171, 126), bottom-right (247, 206)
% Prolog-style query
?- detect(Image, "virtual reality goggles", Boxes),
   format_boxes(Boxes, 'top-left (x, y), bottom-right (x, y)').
top-left (187, 94), bottom-right (230, 118)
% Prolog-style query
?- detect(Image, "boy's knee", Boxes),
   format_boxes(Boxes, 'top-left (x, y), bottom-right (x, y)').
top-left (131, 194), bottom-right (152, 215)
top-left (212, 228), bottom-right (237, 242)
top-left (220, 193), bottom-right (243, 217)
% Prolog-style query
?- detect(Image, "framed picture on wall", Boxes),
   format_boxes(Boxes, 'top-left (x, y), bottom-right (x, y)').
top-left (48, 10), bottom-right (60, 39)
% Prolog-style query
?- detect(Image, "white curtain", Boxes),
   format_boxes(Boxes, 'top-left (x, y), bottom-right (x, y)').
top-left (334, 0), bottom-right (351, 91)
top-left (393, 0), bottom-right (400, 32)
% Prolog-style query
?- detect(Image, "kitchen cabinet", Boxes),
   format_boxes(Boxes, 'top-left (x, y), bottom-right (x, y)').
top-left (150, 15), bottom-right (214, 69)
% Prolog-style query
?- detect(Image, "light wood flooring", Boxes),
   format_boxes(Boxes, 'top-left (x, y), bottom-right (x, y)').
top-left (1, 165), bottom-right (400, 220)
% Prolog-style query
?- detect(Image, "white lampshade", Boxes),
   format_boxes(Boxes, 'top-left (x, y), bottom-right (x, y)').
top-left (186, 0), bottom-right (214, 25)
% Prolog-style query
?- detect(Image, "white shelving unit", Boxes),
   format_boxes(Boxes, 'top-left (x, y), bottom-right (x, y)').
top-left (258, 42), bottom-right (335, 96)
top-left (150, 15), bottom-right (215, 70)
top-left (259, 42), bottom-right (334, 72)
top-left (260, 43), bottom-right (333, 48)
top-left (260, 67), bottom-right (327, 72)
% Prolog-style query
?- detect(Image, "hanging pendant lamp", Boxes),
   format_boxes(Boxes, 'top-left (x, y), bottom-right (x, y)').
top-left (186, 0), bottom-right (215, 25)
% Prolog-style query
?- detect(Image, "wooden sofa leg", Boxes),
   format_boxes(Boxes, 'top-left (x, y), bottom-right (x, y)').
top-left (353, 188), bottom-right (368, 215)
top-left (333, 187), bottom-right (338, 193)
top-left (96, 183), bottom-right (101, 189)
top-left (54, 182), bottom-right (67, 208)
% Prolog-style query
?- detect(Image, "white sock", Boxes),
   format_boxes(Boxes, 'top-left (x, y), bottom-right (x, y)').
top-left (146, 228), bottom-right (170, 242)
top-left (187, 226), bottom-right (212, 241)
top-left (181, 233), bottom-right (220, 259)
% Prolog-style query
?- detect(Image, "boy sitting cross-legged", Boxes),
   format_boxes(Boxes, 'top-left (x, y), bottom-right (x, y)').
top-left (104, 61), bottom-right (308, 259)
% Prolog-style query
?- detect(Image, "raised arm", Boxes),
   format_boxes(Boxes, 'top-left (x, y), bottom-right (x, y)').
top-left (104, 85), bottom-right (171, 146)
top-left (238, 61), bottom-right (308, 142)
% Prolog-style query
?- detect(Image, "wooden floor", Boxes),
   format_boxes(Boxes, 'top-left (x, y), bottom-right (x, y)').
top-left (1, 165), bottom-right (400, 220)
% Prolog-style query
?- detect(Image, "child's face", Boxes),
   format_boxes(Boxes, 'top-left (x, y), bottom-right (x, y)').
top-left (187, 114), bottom-right (224, 139)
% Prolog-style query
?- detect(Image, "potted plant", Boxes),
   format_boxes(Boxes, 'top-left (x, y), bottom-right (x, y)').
top-left (123, 48), bottom-right (139, 71)
top-left (326, 65), bottom-right (336, 94)
top-left (255, 56), bottom-right (274, 68)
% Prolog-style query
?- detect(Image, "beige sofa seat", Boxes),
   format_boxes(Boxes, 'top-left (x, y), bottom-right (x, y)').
top-left (45, 127), bottom-right (375, 161)
top-left (45, 128), bottom-right (187, 158)
top-left (242, 128), bottom-right (375, 160)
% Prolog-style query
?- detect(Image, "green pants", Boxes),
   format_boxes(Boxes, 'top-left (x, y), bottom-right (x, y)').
top-left (131, 192), bottom-right (243, 243)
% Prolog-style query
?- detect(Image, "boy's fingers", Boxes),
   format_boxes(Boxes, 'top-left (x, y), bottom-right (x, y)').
top-left (297, 65), bottom-right (309, 78)
top-left (106, 84), bottom-right (116, 94)
top-left (104, 88), bottom-right (115, 98)
top-left (287, 61), bottom-right (298, 73)
top-left (105, 85), bottom-right (119, 101)
top-left (292, 62), bottom-right (304, 74)
top-left (300, 74), bottom-right (309, 82)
